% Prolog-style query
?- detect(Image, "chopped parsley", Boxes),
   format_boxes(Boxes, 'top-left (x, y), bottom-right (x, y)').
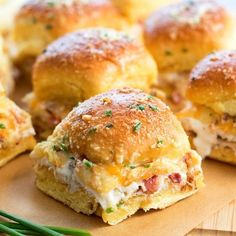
top-left (129, 104), bottom-right (145, 111)
top-left (47, 2), bottom-right (55, 7)
top-left (45, 24), bottom-right (53, 30)
top-left (88, 126), bottom-right (97, 134)
top-left (104, 110), bottom-right (112, 117)
top-left (144, 163), bottom-right (151, 168)
top-left (133, 120), bottom-right (142, 132)
top-left (149, 105), bottom-right (158, 111)
top-left (105, 123), bottom-right (113, 129)
top-left (147, 95), bottom-right (154, 100)
top-left (53, 143), bottom-right (68, 153)
top-left (105, 207), bottom-right (114, 213)
top-left (156, 140), bottom-right (164, 148)
top-left (83, 159), bottom-right (93, 168)
top-left (117, 201), bottom-right (124, 208)
top-left (129, 164), bottom-right (136, 169)
top-left (165, 50), bottom-right (172, 56)
top-left (0, 123), bottom-right (5, 129)
top-left (32, 17), bottom-right (37, 24)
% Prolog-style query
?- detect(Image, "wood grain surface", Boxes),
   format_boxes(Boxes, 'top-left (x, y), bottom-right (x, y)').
top-left (189, 199), bottom-right (236, 235)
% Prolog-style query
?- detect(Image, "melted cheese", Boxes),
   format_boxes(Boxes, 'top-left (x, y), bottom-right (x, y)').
top-left (37, 157), bottom-right (189, 210)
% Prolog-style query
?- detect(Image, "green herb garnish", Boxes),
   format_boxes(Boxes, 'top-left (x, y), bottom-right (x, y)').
top-left (133, 120), bottom-right (142, 132)
top-left (144, 163), bottom-right (151, 168)
top-left (45, 24), bottom-right (53, 30)
top-left (105, 207), bottom-right (114, 213)
top-left (83, 159), bottom-right (93, 168)
top-left (117, 201), bottom-right (124, 208)
top-left (156, 140), bottom-right (164, 148)
top-left (165, 50), bottom-right (172, 56)
top-left (149, 105), bottom-right (158, 111)
top-left (88, 126), bottom-right (97, 134)
top-left (0, 123), bottom-right (5, 129)
top-left (104, 110), bottom-right (112, 117)
top-left (105, 123), bottom-right (113, 128)
top-left (47, 2), bottom-right (55, 7)
top-left (147, 95), bottom-right (154, 100)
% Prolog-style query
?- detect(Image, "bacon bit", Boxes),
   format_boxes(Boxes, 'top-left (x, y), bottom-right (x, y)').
top-left (143, 175), bottom-right (159, 194)
top-left (171, 91), bottom-right (182, 105)
top-left (184, 153), bottom-right (192, 168)
top-left (168, 173), bottom-right (182, 184)
top-left (82, 115), bottom-right (92, 121)
top-left (101, 97), bottom-right (112, 105)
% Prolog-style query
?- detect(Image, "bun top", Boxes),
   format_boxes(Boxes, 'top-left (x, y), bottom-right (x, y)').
top-left (187, 50), bottom-right (236, 116)
top-left (52, 88), bottom-right (190, 165)
top-left (33, 28), bottom-right (157, 102)
top-left (13, 0), bottom-right (129, 58)
top-left (112, 0), bottom-right (176, 23)
top-left (144, 0), bottom-right (235, 72)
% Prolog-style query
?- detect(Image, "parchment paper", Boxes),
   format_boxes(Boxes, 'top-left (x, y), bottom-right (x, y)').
top-left (0, 156), bottom-right (236, 236)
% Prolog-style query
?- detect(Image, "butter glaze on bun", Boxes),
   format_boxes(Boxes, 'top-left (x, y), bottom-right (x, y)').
top-left (31, 88), bottom-right (204, 224)
top-left (59, 88), bottom-right (190, 164)
top-left (33, 28), bottom-right (157, 102)
top-left (144, 0), bottom-right (235, 72)
top-left (187, 50), bottom-right (236, 116)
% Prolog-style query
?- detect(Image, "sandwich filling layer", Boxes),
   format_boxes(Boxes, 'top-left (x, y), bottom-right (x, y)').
top-left (33, 151), bottom-right (202, 212)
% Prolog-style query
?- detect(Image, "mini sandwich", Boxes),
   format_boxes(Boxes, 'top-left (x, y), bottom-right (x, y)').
top-left (31, 88), bottom-right (204, 225)
top-left (25, 28), bottom-right (157, 139)
top-left (144, 0), bottom-right (236, 111)
top-left (12, 0), bottom-right (131, 80)
top-left (178, 50), bottom-right (236, 165)
top-left (0, 84), bottom-right (35, 167)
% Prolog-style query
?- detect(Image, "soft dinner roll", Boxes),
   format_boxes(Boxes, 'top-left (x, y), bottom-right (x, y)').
top-left (26, 28), bottom-right (157, 139)
top-left (12, 0), bottom-right (131, 79)
top-left (144, 0), bottom-right (236, 111)
top-left (0, 36), bottom-right (14, 95)
top-left (0, 84), bottom-right (35, 167)
top-left (31, 88), bottom-right (204, 225)
top-left (112, 0), bottom-right (177, 23)
top-left (178, 50), bottom-right (236, 165)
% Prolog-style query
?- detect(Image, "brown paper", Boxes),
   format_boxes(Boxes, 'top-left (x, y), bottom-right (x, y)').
top-left (0, 156), bottom-right (236, 236)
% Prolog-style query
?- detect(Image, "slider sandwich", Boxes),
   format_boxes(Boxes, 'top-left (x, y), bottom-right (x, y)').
top-left (12, 0), bottom-right (130, 80)
top-left (25, 28), bottom-right (157, 139)
top-left (178, 50), bottom-right (236, 164)
top-left (31, 88), bottom-right (204, 225)
top-left (144, 0), bottom-right (236, 111)
top-left (0, 83), bottom-right (35, 167)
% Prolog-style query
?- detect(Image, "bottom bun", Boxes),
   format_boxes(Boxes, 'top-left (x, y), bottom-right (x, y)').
top-left (0, 136), bottom-right (35, 167)
top-left (210, 145), bottom-right (236, 165)
top-left (35, 166), bottom-right (200, 225)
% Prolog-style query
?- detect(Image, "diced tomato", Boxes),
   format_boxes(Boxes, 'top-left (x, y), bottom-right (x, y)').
top-left (143, 175), bottom-right (159, 194)
top-left (168, 173), bottom-right (182, 184)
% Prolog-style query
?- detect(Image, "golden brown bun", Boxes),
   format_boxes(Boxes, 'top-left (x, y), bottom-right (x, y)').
top-left (54, 88), bottom-right (190, 165)
top-left (112, 0), bottom-right (177, 23)
top-left (13, 0), bottom-right (130, 60)
top-left (0, 89), bottom-right (35, 167)
top-left (187, 50), bottom-right (236, 116)
top-left (32, 28), bottom-right (157, 103)
top-left (144, 0), bottom-right (235, 73)
top-left (210, 145), bottom-right (236, 165)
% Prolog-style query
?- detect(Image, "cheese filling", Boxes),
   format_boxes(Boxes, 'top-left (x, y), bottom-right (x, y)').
top-left (182, 118), bottom-right (236, 157)
top-left (36, 155), bottom-right (201, 210)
